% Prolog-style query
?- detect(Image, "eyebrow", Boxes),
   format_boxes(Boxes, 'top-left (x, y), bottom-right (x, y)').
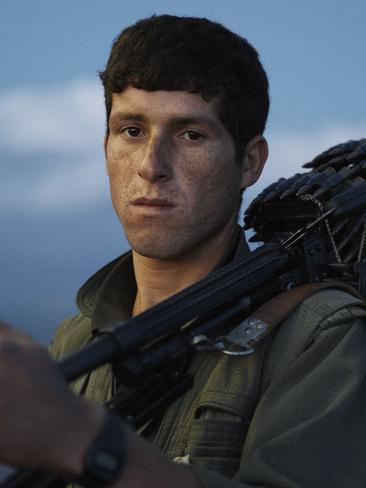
top-left (170, 116), bottom-right (221, 132)
top-left (109, 111), bottom-right (222, 132)
top-left (109, 112), bottom-right (147, 127)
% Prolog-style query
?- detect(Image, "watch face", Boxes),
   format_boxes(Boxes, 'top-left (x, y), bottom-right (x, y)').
top-left (94, 450), bottom-right (120, 472)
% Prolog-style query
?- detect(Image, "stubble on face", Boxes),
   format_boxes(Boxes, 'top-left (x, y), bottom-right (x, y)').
top-left (105, 87), bottom-right (244, 261)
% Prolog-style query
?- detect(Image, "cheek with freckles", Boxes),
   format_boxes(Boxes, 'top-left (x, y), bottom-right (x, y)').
top-left (106, 158), bottom-right (133, 224)
top-left (178, 146), bottom-right (240, 221)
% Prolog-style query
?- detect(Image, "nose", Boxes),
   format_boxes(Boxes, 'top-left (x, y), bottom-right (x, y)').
top-left (138, 135), bottom-right (172, 182)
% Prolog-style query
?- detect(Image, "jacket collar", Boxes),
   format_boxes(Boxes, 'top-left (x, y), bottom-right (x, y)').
top-left (77, 226), bottom-right (250, 332)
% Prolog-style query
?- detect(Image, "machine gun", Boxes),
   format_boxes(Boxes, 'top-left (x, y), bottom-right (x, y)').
top-left (3, 139), bottom-right (366, 488)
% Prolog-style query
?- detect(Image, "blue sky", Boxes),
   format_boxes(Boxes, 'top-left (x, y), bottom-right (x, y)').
top-left (1, 0), bottom-right (365, 342)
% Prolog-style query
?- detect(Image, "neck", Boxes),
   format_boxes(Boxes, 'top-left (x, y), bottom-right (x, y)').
top-left (132, 224), bottom-right (239, 316)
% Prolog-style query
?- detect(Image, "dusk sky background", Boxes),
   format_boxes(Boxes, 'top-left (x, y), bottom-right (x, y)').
top-left (1, 0), bottom-right (366, 343)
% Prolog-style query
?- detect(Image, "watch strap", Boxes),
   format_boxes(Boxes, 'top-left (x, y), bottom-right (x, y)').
top-left (77, 410), bottom-right (125, 488)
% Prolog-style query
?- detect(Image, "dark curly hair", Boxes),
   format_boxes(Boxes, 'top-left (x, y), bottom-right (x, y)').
top-left (99, 15), bottom-right (270, 160)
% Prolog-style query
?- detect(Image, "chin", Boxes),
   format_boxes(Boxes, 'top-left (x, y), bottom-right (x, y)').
top-left (132, 244), bottom-right (184, 260)
top-left (124, 219), bottom-right (229, 260)
top-left (126, 232), bottom-right (182, 259)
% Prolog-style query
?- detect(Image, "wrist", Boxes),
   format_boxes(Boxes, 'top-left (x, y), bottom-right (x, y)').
top-left (56, 398), bottom-right (107, 477)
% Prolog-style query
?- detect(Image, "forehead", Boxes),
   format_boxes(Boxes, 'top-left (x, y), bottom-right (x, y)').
top-left (109, 86), bottom-right (222, 126)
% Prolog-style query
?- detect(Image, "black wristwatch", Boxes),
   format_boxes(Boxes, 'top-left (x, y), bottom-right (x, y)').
top-left (77, 411), bottom-right (126, 488)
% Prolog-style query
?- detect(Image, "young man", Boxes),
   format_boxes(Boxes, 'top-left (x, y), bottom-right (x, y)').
top-left (1, 15), bottom-right (366, 488)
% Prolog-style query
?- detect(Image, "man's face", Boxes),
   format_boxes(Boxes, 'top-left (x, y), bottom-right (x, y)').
top-left (105, 86), bottom-right (247, 259)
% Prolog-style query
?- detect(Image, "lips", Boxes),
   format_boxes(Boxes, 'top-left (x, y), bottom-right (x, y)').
top-left (131, 197), bottom-right (175, 207)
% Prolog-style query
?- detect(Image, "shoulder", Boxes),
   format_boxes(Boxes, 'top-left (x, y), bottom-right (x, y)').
top-left (297, 286), bottom-right (364, 316)
top-left (285, 286), bottom-right (366, 335)
top-left (49, 313), bottom-right (92, 360)
top-left (261, 287), bottom-right (366, 388)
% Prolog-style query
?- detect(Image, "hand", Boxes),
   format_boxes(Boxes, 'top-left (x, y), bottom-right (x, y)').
top-left (0, 321), bottom-right (105, 475)
top-left (0, 321), bottom-right (201, 487)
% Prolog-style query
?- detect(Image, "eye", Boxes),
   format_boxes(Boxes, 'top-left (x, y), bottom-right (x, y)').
top-left (181, 131), bottom-right (204, 141)
top-left (121, 126), bottom-right (144, 138)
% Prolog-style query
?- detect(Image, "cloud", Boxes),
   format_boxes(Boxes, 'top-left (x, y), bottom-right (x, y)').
top-left (245, 123), bottom-right (366, 200)
top-left (0, 79), bottom-right (105, 153)
top-left (0, 80), bottom-right (365, 215)
top-left (0, 80), bottom-right (108, 214)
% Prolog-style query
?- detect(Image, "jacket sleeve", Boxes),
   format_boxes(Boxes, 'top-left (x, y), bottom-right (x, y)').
top-left (189, 305), bottom-right (366, 488)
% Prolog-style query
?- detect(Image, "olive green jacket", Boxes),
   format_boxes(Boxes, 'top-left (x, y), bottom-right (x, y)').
top-left (51, 239), bottom-right (366, 487)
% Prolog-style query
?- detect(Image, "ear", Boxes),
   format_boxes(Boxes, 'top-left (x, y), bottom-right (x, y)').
top-left (104, 135), bottom-right (109, 176)
top-left (240, 135), bottom-right (268, 190)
